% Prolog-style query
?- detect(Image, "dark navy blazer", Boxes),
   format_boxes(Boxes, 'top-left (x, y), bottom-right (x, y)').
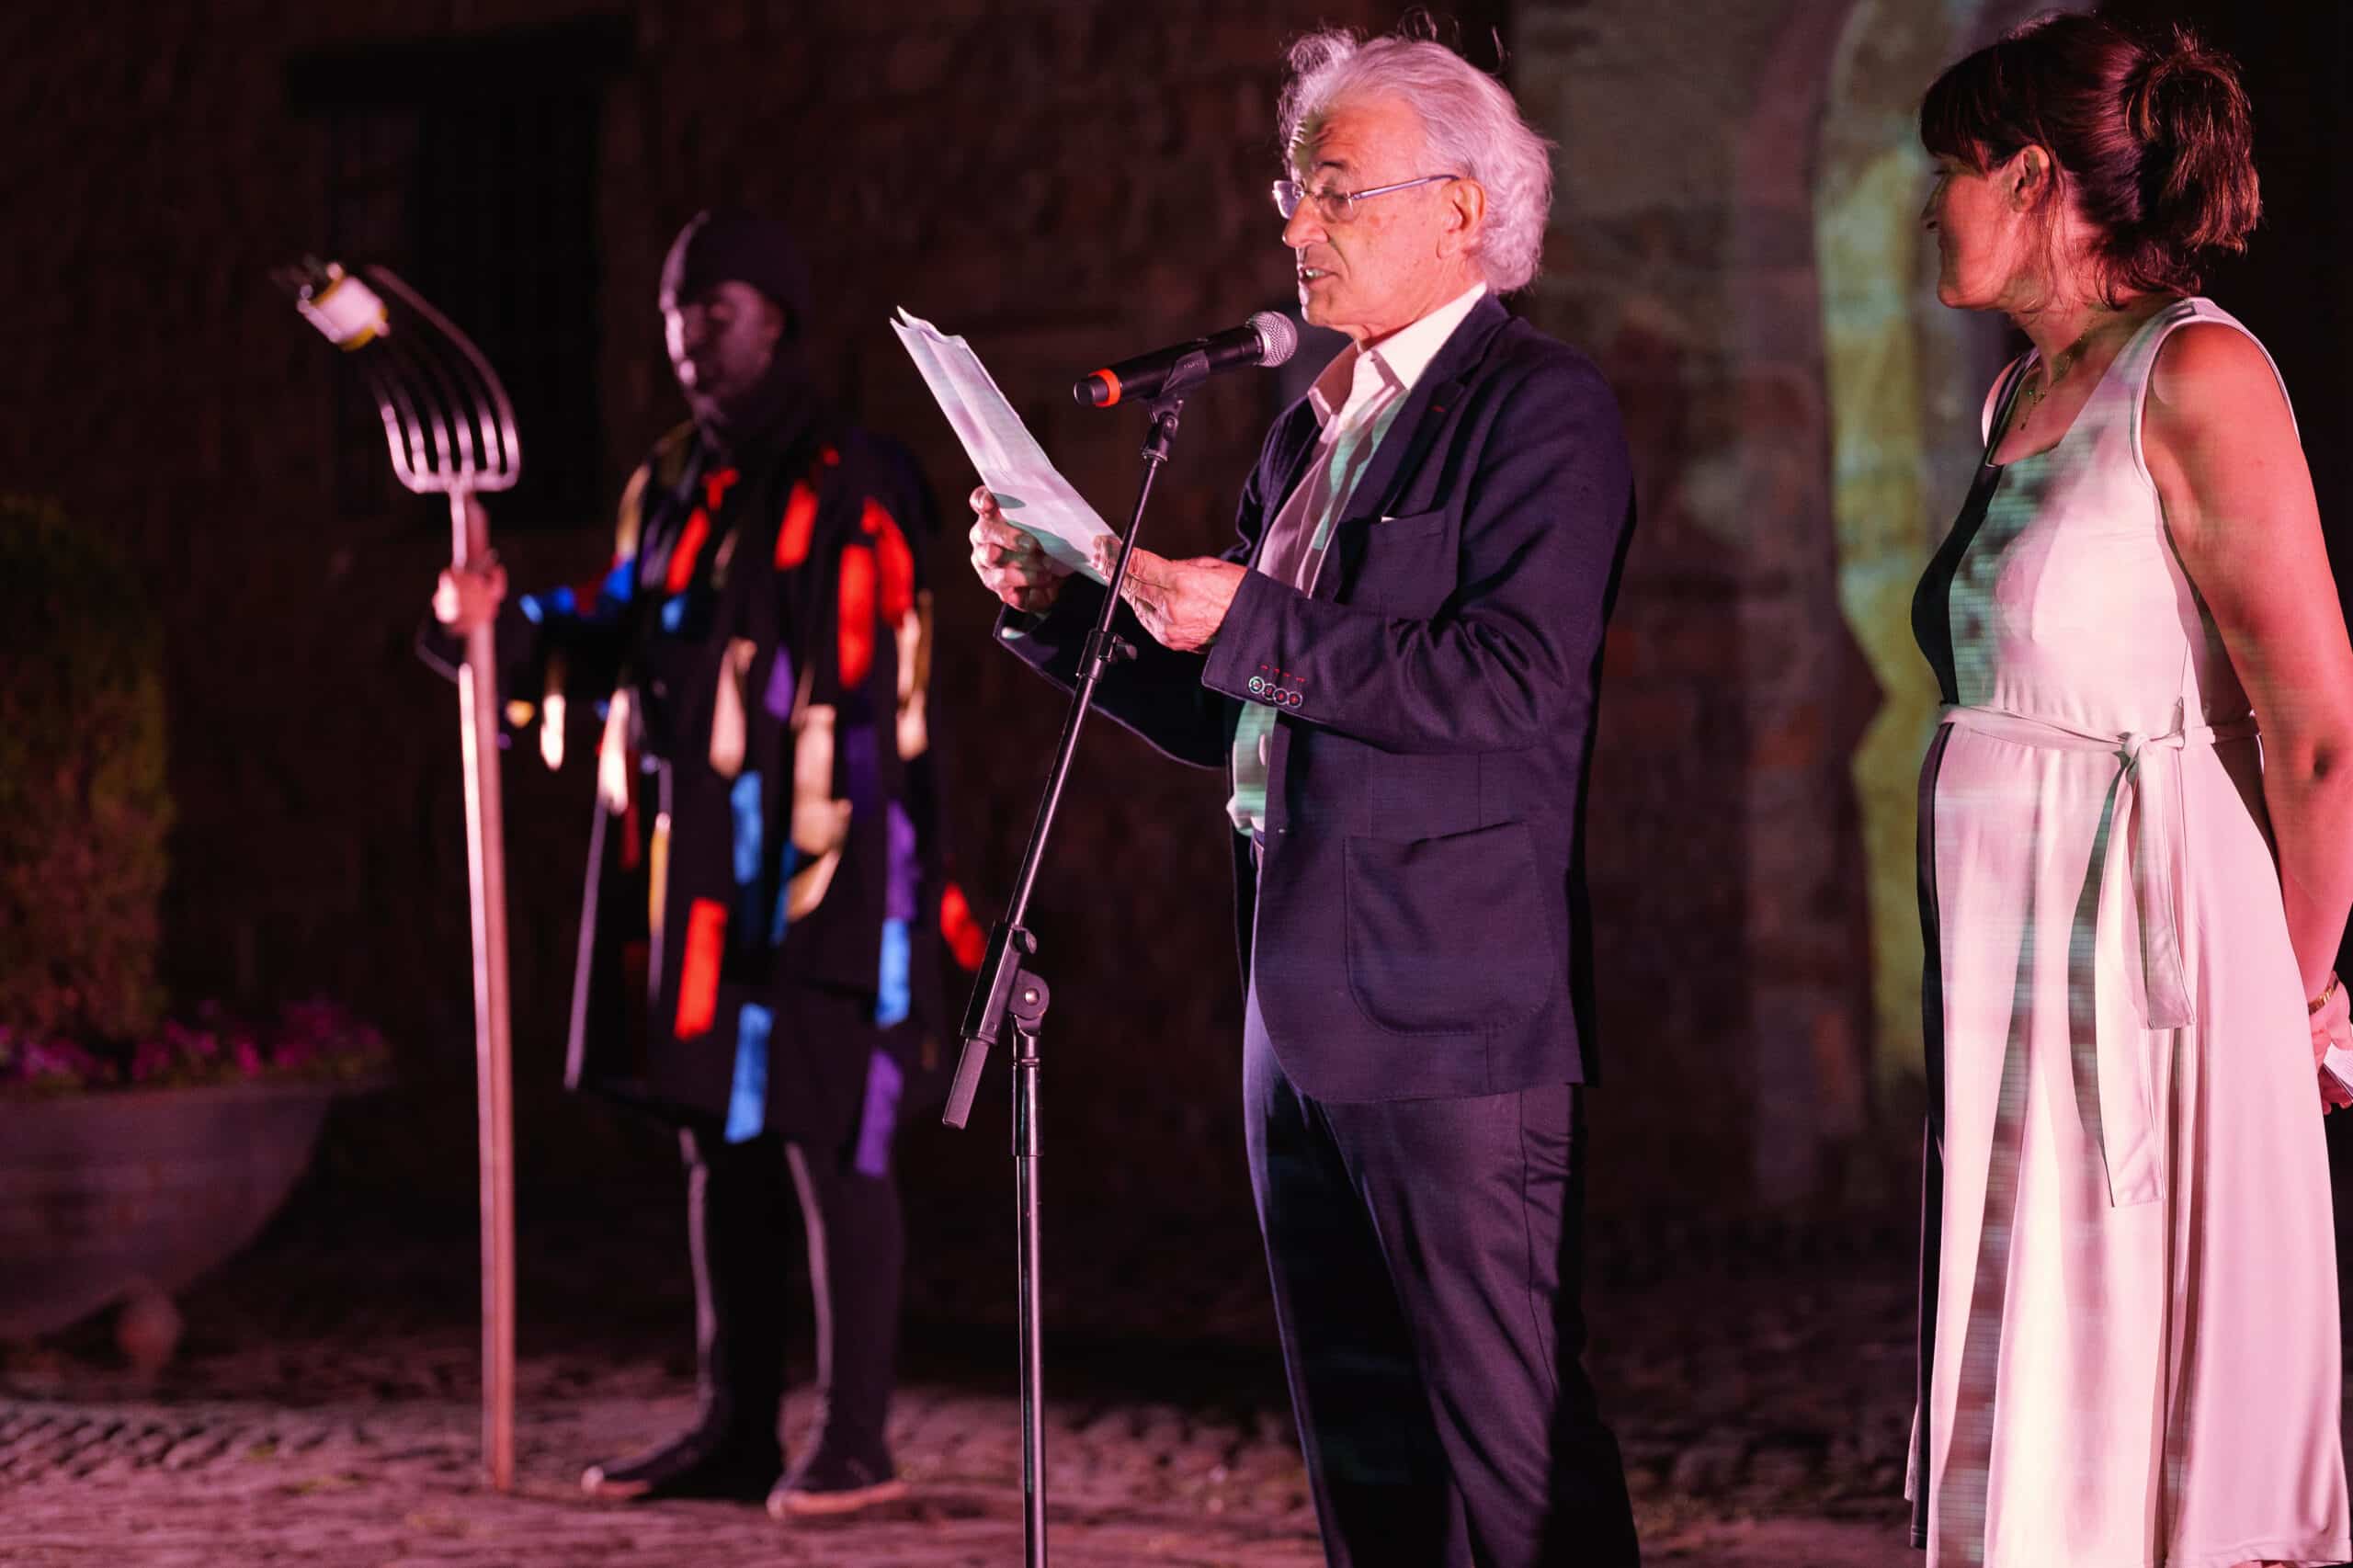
top-left (998, 295), bottom-right (1636, 1102)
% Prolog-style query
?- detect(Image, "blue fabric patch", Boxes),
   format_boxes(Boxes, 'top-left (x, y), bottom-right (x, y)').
top-left (601, 560), bottom-right (635, 608)
top-left (724, 1004), bottom-right (771, 1143)
top-left (660, 597), bottom-right (687, 632)
top-left (854, 1049), bottom-right (902, 1176)
top-left (549, 585), bottom-right (578, 617)
top-left (762, 649), bottom-right (796, 720)
top-left (875, 918), bottom-right (911, 1027)
top-left (729, 773), bottom-right (763, 887)
top-left (517, 594), bottom-right (545, 624)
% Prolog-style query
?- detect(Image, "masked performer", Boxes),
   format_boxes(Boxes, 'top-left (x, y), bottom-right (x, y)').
top-left (426, 210), bottom-right (975, 1517)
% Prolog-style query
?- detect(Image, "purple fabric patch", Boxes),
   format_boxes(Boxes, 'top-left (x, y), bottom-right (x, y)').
top-left (883, 801), bottom-right (917, 922)
top-left (842, 722), bottom-right (878, 816)
top-left (854, 1050), bottom-right (903, 1177)
top-left (762, 649), bottom-right (796, 720)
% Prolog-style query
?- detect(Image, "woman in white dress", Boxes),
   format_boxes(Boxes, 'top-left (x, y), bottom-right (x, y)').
top-left (1909, 15), bottom-right (2353, 1566)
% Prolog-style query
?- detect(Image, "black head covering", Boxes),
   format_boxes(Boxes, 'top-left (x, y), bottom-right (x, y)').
top-left (660, 209), bottom-right (812, 332)
top-left (658, 209), bottom-right (822, 458)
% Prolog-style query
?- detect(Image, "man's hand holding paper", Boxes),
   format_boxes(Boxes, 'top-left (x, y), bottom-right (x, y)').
top-left (892, 308), bottom-right (1113, 583)
top-left (969, 486), bottom-right (1072, 615)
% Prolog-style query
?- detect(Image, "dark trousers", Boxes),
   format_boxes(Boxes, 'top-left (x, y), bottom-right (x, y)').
top-left (682, 1123), bottom-right (904, 1462)
top-left (1244, 982), bottom-right (1639, 1567)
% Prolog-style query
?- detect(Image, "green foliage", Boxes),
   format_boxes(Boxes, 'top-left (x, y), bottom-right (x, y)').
top-left (0, 494), bottom-right (173, 1040)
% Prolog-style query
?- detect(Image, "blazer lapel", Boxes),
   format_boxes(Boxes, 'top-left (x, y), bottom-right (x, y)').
top-left (1313, 295), bottom-right (1510, 603)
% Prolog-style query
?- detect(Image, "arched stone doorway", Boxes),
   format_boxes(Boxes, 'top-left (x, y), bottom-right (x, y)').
top-left (1812, 0), bottom-right (2075, 1094)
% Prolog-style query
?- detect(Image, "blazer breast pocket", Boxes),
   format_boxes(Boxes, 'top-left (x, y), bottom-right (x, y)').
top-left (1349, 509), bottom-right (1453, 616)
top-left (1369, 507), bottom-right (1447, 540)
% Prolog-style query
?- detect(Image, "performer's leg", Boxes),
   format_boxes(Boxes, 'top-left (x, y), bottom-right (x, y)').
top-left (769, 1055), bottom-right (908, 1517)
top-left (1244, 980), bottom-right (1470, 1567)
top-left (583, 1124), bottom-right (789, 1501)
top-left (1324, 1084), bottom-right (1639, 1567)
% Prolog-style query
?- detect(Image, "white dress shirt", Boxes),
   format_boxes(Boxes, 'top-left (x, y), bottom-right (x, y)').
top-left (1227, 281), bottom-right (1488, 835)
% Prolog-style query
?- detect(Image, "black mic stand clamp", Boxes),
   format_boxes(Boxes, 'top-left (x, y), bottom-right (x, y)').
top-left (941, 381), bottom-right (1198, 1568)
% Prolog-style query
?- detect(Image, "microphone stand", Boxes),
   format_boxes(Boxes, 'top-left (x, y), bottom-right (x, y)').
top-left (944, 355), bottom-right (1210, 1568)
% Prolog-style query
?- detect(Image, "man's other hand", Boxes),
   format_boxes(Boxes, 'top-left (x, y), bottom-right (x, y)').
top-left (969, 487), bottom-right (1072, 614)
top-left (1100, 540), bottom-right (1244, 653)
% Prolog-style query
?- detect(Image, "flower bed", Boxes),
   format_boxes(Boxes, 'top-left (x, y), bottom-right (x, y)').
top-left (0, 999), bottom-right (389, 1096)
top-left (0, 1001), bottom-right (389, 1349)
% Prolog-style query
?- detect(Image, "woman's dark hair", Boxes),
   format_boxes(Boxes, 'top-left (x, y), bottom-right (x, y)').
top-left (1920, 13), bottom-right (2259, 301)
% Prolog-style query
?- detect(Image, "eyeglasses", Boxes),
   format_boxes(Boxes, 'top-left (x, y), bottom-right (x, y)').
top-left (1271, 174), bottom-right (1461, 224)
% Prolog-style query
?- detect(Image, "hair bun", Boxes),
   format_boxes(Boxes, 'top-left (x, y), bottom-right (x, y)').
top-left (2124, 28), bottom-right (2243, 149)
top-left (1922, 14), bottom-right (2260, 301)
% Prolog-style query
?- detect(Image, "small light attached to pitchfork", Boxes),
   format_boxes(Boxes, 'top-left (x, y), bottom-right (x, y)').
top-left (285, 260), bottom-right (390, 350)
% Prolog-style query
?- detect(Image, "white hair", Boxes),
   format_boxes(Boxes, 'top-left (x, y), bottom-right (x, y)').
top-left (1278, 28), bottom-right (1555, 293)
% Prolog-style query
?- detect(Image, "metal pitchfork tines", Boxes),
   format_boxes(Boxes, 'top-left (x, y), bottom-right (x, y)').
top-left (278, 257), bottom-right (520, 1494)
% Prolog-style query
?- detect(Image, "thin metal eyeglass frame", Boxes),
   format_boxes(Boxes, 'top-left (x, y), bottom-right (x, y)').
top-left (1271, 174), bottom-right (1461, 222)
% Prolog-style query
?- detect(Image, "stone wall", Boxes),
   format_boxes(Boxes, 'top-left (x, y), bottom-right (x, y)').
top-left (3, 0), bottom-right (1396, 1234)
top-left (14, 0), bottom-right (2334, 1235)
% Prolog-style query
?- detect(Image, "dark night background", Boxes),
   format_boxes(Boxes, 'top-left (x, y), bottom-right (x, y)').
top-left (8, 0), bottom-right (2353, 1362)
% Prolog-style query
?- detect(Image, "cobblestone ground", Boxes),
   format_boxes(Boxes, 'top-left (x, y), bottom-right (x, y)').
top-left (0, 1200), bottom-right (1930, 1566)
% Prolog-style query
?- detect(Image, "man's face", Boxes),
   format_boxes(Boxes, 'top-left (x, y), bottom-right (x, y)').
top-left (1283, 96), bottom-right (1469, 345)
top-left (662, 279), bottom-right (786, 407)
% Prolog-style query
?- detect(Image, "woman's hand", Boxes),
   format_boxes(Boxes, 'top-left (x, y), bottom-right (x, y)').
top-left (2312, 978), bottom-right (2352, 1111)
top-left (969, 487), bottom-right (1071, 614)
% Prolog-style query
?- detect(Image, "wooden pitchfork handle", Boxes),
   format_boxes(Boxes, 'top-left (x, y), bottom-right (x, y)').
top-left (450, 490), bottom-right (517, 1492)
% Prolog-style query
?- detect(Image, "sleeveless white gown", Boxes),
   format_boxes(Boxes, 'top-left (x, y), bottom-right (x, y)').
top-left (1909, 297), bottom-right (2351, 1566)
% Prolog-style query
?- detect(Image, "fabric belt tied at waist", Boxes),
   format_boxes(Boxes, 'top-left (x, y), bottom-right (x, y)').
top-left (1938, 704), bottom-right (2257, 1208)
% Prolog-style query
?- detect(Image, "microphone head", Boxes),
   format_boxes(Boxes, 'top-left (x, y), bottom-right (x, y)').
top-left (1248, 310), bottom-right (1300, 369)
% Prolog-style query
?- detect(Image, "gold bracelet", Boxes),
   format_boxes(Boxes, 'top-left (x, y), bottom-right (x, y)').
top-left (2311, 971), bottom-right (2341, 1016)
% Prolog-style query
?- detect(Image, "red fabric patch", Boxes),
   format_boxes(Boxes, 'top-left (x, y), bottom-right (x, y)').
top-left (939, 881), bottom-right (985, 971)
top-left (838, 543), bottom-right (877, 688)
top-left (703, 467), bottom-right (739, 513)
top-left (775, 481), bottom-right (819, 569)
top-left (674, 899), bottom-right (729, 1039)
top-left (860, 498), bottom-right (916, 624)
top-left (665, 507), bottom-right (710, 595)
top-left (822, 446), bottom-right (841, 467)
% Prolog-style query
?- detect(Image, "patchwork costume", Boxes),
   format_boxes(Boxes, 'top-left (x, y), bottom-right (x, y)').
top-left (425, 211), bottom-right (976, 1508)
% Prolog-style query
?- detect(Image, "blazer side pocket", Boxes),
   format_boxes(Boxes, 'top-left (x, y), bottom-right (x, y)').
top-left (1343, 821), bottom-right (1556, 1035)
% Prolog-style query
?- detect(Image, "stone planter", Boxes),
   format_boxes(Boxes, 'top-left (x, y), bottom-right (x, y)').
top-left (0, 1078), bottom-right (355, 1354)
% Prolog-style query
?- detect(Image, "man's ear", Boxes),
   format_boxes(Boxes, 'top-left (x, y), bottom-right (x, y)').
top-left (760, 294), bottom-right (795, 347)
top-left (1439, 177), bottom-right (1487, 259)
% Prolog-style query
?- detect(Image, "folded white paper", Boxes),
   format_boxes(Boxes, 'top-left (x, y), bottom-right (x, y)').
top-left (891, 308), bottom-right (1112, 583)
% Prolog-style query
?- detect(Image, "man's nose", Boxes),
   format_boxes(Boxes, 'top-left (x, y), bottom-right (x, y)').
top-left (675, 306), bottom-right (710, 352)
top-left (1281, 204), bottom-right (1324, 250)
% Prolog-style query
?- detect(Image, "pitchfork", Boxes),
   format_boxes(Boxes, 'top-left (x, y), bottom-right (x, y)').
top-left (279, 259), bottom-right (519, 1493)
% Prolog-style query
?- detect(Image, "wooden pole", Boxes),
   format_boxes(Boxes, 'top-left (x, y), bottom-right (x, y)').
top-left (450, 491), bottom-right (517, 1492)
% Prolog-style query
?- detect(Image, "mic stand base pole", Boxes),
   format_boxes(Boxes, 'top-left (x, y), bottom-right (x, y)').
top-left (1010, 976), bottom-right (1051, 1567)
top-left (945, 391), bottom-right (1193, 1568)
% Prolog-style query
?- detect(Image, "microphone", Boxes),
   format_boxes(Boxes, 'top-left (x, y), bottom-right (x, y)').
top-left (1074, 312), bottom-right (1300, 407)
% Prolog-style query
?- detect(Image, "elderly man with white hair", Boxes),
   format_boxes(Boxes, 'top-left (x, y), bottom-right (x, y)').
top-left (970, 28), bottom-right (1641, 1565)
